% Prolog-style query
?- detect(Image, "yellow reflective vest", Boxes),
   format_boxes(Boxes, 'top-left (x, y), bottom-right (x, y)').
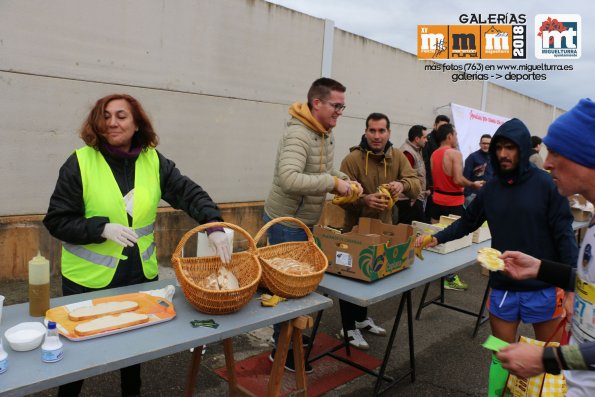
top-left (61, 146), bottom-right (161, 288)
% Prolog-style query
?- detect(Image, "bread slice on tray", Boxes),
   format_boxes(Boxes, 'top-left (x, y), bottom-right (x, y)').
top-left (74, 312), bottom-right (150, 336)
top-left (68, 300), bottom-right (139, 321)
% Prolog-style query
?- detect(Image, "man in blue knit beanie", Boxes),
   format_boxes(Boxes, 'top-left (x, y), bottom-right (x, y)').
top-left (543, 98), bottom-right (595, 168)
top-left (498, 98), bottom-right (595, 396)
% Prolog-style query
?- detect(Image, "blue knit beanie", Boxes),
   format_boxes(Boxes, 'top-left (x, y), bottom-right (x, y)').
top-left (544, 98), bottom-right (595, 168)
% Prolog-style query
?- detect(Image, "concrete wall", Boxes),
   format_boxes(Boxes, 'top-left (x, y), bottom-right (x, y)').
top-left (0, 0), bottom-right (325, 215)
top-left (0, 0), bottom-right (561, 278)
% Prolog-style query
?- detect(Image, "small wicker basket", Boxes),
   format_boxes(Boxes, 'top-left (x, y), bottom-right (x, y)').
top-left (171, 222), bottom-right (261, 314)
top-left (254, 217), bottom-right (328, 298)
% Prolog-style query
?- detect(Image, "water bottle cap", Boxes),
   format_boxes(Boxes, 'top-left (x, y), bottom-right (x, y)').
top-left (48, 321), bottom-right (56, 329)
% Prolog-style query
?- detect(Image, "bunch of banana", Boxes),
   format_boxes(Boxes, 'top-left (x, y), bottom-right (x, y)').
top-left (377, 184), bottom-right (397, 210)
top-left (415, 235), bottom-right (434, 260)
top-left (332, 182), bottom-right (362, 205)
top-left (259, 293), bottom-right (286, 307)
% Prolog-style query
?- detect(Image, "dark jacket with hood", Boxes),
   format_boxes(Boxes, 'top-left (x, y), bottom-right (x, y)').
top-left (434, 118), bottom-right (578, 291)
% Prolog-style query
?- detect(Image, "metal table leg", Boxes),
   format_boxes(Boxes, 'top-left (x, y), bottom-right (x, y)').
top-left (373, 290), bottom-right (415, 396)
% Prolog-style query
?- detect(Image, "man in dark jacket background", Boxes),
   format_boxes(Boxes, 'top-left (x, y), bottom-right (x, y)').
top-left (463, 133), bottom-right (493, 206)
top-left (415, 117), bottom-right (578, 391)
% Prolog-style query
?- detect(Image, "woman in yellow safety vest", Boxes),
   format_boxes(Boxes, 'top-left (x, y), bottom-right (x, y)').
top-left (43, 93), bottom-right (231, 397)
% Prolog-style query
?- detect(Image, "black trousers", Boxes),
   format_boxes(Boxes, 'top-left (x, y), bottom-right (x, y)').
top-left (339, 300), bottom-right (367, 331)
top-left (395, 199), bottom-right (425, 225)
top-left (57, 276), bottom-right (155, 397)
top-left (424, 194), bottom-right (434, 223)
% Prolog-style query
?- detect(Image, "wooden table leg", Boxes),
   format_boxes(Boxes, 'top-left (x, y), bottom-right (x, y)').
top-left (291, 316), bottom-right (314, 397)
top-left (267, 320), bottom-right (292, 397)
top-left (184, 346), bottom-right (204, 397)
top-left (223, 339), bottom-right (239, 397)
top-left (221, 339), bottom-right (258, 397)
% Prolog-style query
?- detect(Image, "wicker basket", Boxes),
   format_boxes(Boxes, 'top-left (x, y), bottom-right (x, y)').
top-left (171, 222), bottom-right (261, 314)
top-left (254, 217), bottom-right (328, 298)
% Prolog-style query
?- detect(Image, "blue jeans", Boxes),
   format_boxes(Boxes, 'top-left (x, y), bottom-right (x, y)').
top-left (263, 213), bottom-right (310, 346)
top-left (263, 213), bottom-right (310, 245)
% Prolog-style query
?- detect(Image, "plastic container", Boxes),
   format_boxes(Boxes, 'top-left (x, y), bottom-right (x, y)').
top-left (0, 294), bottom-right (4, 325)
top-left (41, 321), bottom-right (63, 363)
top-left (0, 338), bottom-right (7, 374)
top-left (29, 252), bottom-right (50, 317)
top-left (4, 322), bottom-right (46, 351)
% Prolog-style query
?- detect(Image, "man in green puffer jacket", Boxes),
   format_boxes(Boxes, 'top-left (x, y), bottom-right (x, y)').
top-left (264, 77), bottom-right (358, 373)
top-left (264, 78), bottom-right (355, 227)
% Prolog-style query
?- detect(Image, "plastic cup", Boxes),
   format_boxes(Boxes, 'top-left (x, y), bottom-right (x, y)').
top-left (0, 295), bottom-right (4, 325)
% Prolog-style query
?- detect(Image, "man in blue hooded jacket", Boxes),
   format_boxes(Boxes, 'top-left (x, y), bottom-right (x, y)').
top-left (415, 117), bottom-right (578, 391)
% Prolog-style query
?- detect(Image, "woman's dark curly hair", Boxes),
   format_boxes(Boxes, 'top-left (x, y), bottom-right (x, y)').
top-left (79, 93), bottom-right (159, 149)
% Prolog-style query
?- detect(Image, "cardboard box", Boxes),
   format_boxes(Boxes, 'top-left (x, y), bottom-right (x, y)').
top-left (412, 218), bottom-right (473, 254)
top-left (314, 217), bottom-right (415, 282)
top-left (569, 194), bottom-right (594, 222)
top-left (438, 215), bottom-right (459, 226)
top-left (441, 214), bottom-right (491, 243)
top-left (472, 224), bottom-right (492, 244)
top-left (439, 215), bottom-right (489, 244)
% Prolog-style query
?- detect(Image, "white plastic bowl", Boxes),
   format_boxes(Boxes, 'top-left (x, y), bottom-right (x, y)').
top-left (4, 322), bottom-right (46, 351)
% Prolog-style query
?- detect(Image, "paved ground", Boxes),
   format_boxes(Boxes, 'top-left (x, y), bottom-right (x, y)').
top-left (1, 264), bottom-right (533, 396)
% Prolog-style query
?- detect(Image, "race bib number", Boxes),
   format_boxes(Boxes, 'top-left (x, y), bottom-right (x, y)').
top-left (572, 276), bottom-right (595, 343)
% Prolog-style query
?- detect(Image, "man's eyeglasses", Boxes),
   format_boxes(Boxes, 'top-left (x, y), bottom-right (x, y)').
top-left (321, 100), bottom-right (346, 112)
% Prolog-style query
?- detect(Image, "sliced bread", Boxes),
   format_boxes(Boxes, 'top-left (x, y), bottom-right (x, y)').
top-left (68, 300), bottom-right (139, 321)
top-left (74, 312), bottom-right (150, 336)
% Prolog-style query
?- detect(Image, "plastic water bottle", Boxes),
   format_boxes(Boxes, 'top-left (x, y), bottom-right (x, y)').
top-left (41, 321), bottom-right (63, 363)
top-left (0, 338), bottom-right (7, 374)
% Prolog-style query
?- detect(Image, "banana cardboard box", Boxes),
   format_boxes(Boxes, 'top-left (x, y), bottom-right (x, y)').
top-left (313, 217), bottom-right (415, 282)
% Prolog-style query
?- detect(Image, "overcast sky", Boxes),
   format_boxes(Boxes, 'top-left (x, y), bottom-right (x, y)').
top-left (267, 0), bottom-right (592, 111)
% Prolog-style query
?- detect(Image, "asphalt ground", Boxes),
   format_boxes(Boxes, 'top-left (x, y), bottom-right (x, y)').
top-left (1, 264), bottom-right (534, 397)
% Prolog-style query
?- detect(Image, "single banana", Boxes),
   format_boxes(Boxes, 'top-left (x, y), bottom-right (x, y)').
top-left (415, 234), bottom-right (434, 260)
top-left (260, 293), bottom-right (286, 307)
top-left (377, 184), bottom-right (396, 209)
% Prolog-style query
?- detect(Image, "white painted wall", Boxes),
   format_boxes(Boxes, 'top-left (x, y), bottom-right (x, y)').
top-left (0, 0), bottom-right (560, 215)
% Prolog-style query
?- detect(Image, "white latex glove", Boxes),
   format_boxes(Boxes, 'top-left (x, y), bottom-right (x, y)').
top-left (101, 223), bottom-right (138, 247)
top-left (208, 231), bottom-right (232, 264)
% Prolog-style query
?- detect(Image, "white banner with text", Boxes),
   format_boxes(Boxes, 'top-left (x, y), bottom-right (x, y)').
top-left (451, 103), bottom-right (510, 160)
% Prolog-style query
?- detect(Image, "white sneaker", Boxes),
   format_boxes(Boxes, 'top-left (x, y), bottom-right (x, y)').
top-left (339, 328), bottom-right (369, 350)
top-left (355, 317), bottom-right (387, 336)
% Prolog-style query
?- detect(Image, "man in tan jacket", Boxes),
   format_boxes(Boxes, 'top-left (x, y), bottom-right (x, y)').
top-left (263, 77), bottom-right (358, 373)
top-left (337, 112), bottom-right (421, 349)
